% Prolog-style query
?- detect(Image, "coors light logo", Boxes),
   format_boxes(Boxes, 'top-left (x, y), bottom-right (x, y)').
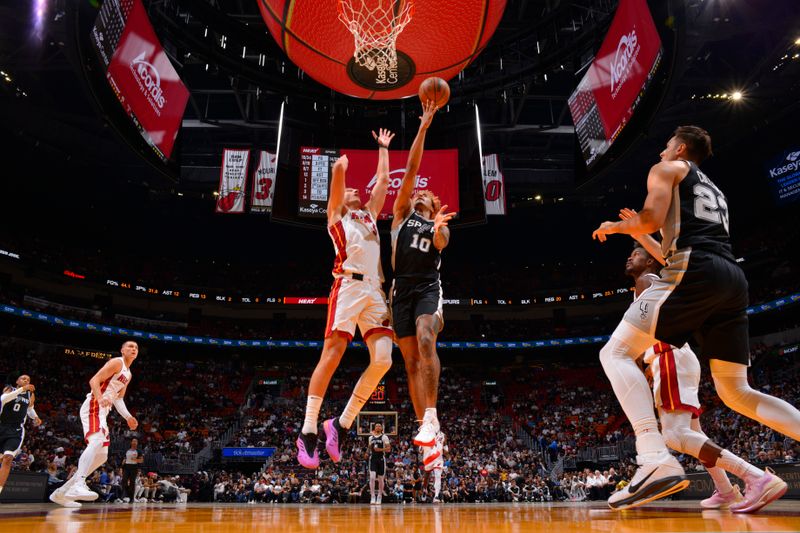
top-left (130, 51), bottom-right (166, 115)
top-left (610, 29), bottom-right (640, 99)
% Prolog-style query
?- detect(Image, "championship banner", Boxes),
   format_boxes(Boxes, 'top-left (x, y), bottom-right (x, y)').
top-left (216, 149), bottom-right (250, 214)
top-left (251, 151), bottom-right (277, 213)
top-left (481, 154), bottom-right (507, 215)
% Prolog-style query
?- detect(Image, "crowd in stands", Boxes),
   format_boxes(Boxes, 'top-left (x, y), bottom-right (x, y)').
top-left (1, 331), bottom-right (798, 505)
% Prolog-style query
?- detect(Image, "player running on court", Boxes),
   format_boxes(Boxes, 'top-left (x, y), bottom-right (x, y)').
top-left (623, 236), bottom-right (784, 512)
top-left (0, 375), bottom-right (41, 497)
top-left (390, 101), bottom-right (455, 455)
top-left (593, 126), bottom-right (799, 510)
top-left (296, 129), bottom-right (396, 469)
top-left (50, 340), bottom-right (139, 507)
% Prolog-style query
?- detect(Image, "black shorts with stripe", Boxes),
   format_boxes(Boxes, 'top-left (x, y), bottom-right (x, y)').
top-left (369, 456), bottom-right (386, 476)
top-left (0, 425), bottom-right (23, 455)
top-left (623, 248), bottom-right (750, 365)
top-left (391, 279), bottom-right (443, 339)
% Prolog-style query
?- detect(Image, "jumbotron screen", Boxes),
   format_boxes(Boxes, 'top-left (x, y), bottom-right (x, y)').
top-left (297, 147), bottom-right (459, 219)
top-left (90, 0), bottom-right (189, 161)
top-left (568, 0), bottom-right (662, 169)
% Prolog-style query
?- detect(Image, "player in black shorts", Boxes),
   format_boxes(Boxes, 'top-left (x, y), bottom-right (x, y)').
top-left (593, 125), bottom-right (799, 511)
top-left (367, 423), bottom-right (390, 505)
top-left (390, 101), bottom-right (455, 458)
top-left (0, 375), bottom-right (41, 496)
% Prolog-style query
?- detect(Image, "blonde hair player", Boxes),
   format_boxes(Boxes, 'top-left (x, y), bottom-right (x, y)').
top-left (622, 229), bottom-right (785, 512)
top-left (296, 129), bottom-right (396, 469)
top-left (0, 375), bottom-right (42, 496)
top-left (592, 126), bottom-right (798, 511)
top-left (50, 340), bottom-right (139, 507)
top-left (390, 101), bottom-right (455, 468)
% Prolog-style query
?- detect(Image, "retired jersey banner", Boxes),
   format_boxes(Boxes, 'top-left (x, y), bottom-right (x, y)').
top-left (482, 154), bottom-right (507, 215)
top-left (251, 151), bottom-right (277, 213)
top-left (216, 149), bottom-right (250, 214)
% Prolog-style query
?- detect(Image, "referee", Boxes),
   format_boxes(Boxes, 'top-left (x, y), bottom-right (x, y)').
top-left (122, 438), bottom-right (143, 502)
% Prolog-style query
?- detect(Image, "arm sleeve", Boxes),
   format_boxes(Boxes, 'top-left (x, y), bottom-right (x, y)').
top-left (113, 398), bottom-right (133, 420)
top-left (1, 387), bottom-right (25, 405)
top-left (27, 407), bottom-right (39, 420)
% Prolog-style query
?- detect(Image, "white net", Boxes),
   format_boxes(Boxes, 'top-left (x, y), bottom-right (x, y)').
top-left (337, 0), bottom-right (415, 71)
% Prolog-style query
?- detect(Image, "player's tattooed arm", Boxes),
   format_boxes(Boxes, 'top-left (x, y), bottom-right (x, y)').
top-left (89, 358), bottom-right (124, 409)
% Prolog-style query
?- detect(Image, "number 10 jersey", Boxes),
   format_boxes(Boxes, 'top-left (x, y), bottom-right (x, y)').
top-left (391, 212), bottom-right (441, 283)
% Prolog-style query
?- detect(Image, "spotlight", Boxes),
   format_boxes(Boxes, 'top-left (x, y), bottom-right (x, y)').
top-left (534, 194), bottom-right (542, 201)
top-left (795, 37), bottom-right (800, 45)
top-left (212, 191), bottom-right (220, 197)
top-left (731, 91), bottom-right (743, 101)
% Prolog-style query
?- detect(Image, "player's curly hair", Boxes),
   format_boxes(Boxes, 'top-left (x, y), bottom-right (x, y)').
top-left (413, 190), bottom-right (441, 214)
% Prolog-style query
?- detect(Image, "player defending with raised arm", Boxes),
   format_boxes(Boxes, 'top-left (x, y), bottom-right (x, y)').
top-left (296, 129), bottom-right (396, 469)
top-left (592, 126), bottom-right (798, 511)
top-left (390, 101), bottom-right (455, 457)
top-left (50, 341), bottom-right (139, 507)
top-left (0, 375), bottom-right (41, 496)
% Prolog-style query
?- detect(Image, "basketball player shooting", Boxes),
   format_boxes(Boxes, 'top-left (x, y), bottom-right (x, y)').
top-left (0, 375), bottom-right (41, 496)
top-left (50, 340), bottom-right (139, 508)
top-left (390, 101), bottom-right (455, 462)
top-left (296, 129), bottom-right (396, 470)
top-left (623, 234), bottom-right (785, 512)
top-left (592, 126), bottom-right (799, 511)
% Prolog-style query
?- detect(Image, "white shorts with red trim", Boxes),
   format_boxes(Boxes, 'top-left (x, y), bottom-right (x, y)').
top-left (325, 277), bottom-right (392, 341)
top-left (80, 395), bottom-right (111, 445)
top-left (644, 342), bottom-right (701, 417)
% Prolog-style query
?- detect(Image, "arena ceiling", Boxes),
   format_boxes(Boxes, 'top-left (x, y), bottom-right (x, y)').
top-left (0, 0), bottom-right (798, 203)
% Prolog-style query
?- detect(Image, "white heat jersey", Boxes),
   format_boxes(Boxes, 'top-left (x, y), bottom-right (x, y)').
top-left (634, 273), bottom-right (661, 302)
top-left (328, 208), bottom-right (383, 282)
top-left (86, 357), bottom-right (132, 402)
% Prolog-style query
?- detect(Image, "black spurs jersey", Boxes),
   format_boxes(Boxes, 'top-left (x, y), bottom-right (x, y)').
top-left (391, 212), bottom-right (441, 283)
top-left (661, 161), bottom-right (735, 262)
top-left (369, 434), bottom-right (389, 460)
top-left (0, 390), bottom-right (31, 430)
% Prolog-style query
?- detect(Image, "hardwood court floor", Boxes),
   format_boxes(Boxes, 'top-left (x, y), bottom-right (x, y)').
top-left (1, 501), bottom-right (799, 532)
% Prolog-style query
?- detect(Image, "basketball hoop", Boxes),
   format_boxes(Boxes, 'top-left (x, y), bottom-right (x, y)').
top-left (337, 0), bottom-right (415, 72)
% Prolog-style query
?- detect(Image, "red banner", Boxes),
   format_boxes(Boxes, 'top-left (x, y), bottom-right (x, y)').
top-left (105, 0), bottom-right (189, 160)
top-left (585, 0), bottom-right (662, 139)
top-left (298, 147), bottom-right (459, 220)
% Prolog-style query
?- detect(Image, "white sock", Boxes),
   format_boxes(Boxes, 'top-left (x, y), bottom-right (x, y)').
top-left (706, 466), bottom-right (735, 494)
top-left (302, 395), bottom-right (323, 435)
top-left (424, 408), bottom-right (437, 421)
top-left (716, 450), bottom-right (765, 483)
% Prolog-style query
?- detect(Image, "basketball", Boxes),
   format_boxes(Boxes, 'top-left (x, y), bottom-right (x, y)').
top-left (256, 0), bottom-right (507, 100)
top-left (418, 77), bottom-right (450, 108)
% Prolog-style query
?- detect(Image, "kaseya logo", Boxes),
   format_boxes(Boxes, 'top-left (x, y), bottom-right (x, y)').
top-left (610, 29), bottom-right (640, 98)
top-left (366, 168), bottom-right (429, 192)
top-left (769, 150), bottom-right (800, 178)
top-left (130, 51), bottom-right (166, 114)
